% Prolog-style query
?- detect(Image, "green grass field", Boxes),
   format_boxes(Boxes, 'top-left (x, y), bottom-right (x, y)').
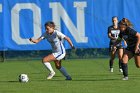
top-left (0, 58), bottom-right (140, 93)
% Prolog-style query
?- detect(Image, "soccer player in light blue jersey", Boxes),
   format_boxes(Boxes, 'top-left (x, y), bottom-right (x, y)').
top-left (29, 21), bottom-right (75, 80)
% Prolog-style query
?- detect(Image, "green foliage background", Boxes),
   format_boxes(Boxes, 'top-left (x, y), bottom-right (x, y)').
top-left (0, 48), bottom-right (109, 61)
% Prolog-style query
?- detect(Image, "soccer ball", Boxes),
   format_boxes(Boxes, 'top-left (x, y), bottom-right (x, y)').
top-left (19, 74), bottom-right (29, 82)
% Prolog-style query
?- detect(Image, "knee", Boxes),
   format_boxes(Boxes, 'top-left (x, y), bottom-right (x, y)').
top-left (119, 58), bottom-right (123, 62)
top-left (42, 58), bottom-right (45, 63)
top-left (122, 56), bottom-right (128, 64)
top-left (111, 56), bottom-right (115, 60)
top-left (55, 65), bottom-right (61, 69)
top-left (136, 65), bottom-right (140, 68)
top-left (42, 57), bottom-right (49, 63)
top-left (119, 56), bottom-right (122, 59)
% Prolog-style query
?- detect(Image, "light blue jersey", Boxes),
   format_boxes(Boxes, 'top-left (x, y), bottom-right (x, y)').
top-left (41, 30), bottom-right (66, 54)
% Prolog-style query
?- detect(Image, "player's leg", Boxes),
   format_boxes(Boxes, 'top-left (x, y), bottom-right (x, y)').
top-left (109, 46), bottom-right (116, 72)
top-left (134, 55), bottom-right (140, 68)
top-left (122, 50), bottom-right (133, 80)
top-left (118, 48), bottom-right (123, 72)
top-left (42, 54), bottom-right (56, 79)
top-left (54, 60), bottom-right (72, 80)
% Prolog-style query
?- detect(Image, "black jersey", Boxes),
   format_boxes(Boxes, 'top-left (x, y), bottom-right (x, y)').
top-left (108, 25), bottom-right (121, 45)
top-left (119, 27), bottom-right (137, 48)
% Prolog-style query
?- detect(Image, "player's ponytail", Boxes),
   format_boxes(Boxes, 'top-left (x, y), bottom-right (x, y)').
top-left (122, 18), bottom-right (133, 28)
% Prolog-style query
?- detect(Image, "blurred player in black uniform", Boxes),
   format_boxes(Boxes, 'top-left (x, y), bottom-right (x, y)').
top-left (115, 21), bottom-right (140, 80)
top-left (108, 16), bottom-right (126, 72)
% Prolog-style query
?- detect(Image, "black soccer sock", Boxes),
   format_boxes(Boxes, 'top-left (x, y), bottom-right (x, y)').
top-left (121, 63), bottom-right (128, 77)
top-left (109, 60), bottom-right (113, 68)
top-left (119, 59), bottom-right (122, 69)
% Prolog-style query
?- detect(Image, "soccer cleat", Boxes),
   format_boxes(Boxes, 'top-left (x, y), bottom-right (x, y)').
top-left (122, 77), bottom-right (128, 80)
top-left (119, 69), bottom-right (123, 72)
top-left (110, 68), bottom-right (113, 72)
top-left (65, 76), bottom-right (72, 80)
top-left (47, 72), bottom-right (55, 80)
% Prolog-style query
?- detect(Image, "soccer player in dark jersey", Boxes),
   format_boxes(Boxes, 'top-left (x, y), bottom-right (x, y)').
top-left (108, 16), bottom-right (126, 72)
top-left (115, 21), bottom-right (140, 80)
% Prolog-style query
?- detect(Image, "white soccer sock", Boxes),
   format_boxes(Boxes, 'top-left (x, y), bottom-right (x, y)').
top-left (59, 67), bottom-right (69, 77)
top-left (44, 62), bottom-right (55, 73)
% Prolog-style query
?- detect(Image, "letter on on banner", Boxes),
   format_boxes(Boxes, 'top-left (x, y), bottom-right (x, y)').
top-left (0, 4), bottom-right (2, 12)
top-left (49, 2), bottom-right (88, 43)
top-left (11, 3), bottom-right (41, 45)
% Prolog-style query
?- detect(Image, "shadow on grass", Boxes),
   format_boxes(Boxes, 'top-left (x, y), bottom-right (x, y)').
top-left (44, 78), bottom-right (120, 82)
top-left (0, 80), bottom-right (19, 83)
top-left (71, 78), bottom-right (119, 81)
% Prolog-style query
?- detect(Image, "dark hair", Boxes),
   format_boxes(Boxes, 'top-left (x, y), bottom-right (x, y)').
top-left (112, 16), bottom-right (118, 20)
top-left (44, 21), bottom-right (55, 28)
top-left (118, 21), bottom-right (128, 27)
top-left (122, 18), bottom-right (133, 27)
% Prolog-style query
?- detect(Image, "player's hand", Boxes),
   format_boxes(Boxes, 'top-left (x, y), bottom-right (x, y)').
top-left (123, 45), bottom-right (127, 48)
top-left (29, 38), bottom-right (32, 42)
top-left (111, 46), bottom-right (117, 51)
top-left (135, 46), bottom-right (140, 54)
top-left (72, 46), bottom-right (75, 49)
top-left (29, 38), bottom-right (35, 43)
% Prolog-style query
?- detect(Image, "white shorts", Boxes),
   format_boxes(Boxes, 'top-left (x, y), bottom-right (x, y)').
top-left (52, 52), bottom-right (66, 60)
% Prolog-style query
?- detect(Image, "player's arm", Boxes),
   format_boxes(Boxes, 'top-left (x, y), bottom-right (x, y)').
top-left (122, 38), bottom-right (127, 46)
top-left (108, 33), bottom-right (116, 40)
top-left (57, 31), bottom-right (75, 49)
top-left (64, 36), bottom-right (75, 49)
top-left (135, 32), bottom-right (140, 53)
top-left (108, 27), bottom-right (116, 40)
top-left (29, 37), bottom-right (42, 43)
